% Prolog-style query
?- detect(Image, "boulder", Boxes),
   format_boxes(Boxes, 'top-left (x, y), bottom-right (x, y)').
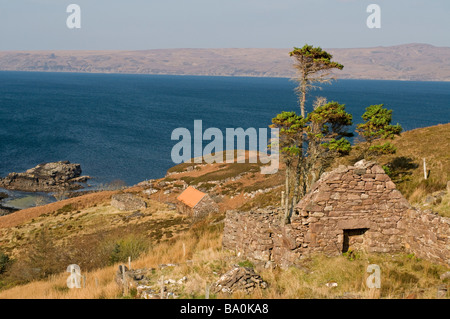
top-left (0, 161), bottom-right (89, 192)
top-left (111, 193), bottom-right (147, 211)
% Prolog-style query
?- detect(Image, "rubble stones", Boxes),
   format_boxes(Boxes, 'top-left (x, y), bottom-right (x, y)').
top-left (211, 266), bottom-right (268, 294)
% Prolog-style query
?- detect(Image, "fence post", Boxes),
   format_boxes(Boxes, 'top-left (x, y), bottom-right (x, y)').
top-left (160, 275), bottom-right (165, 299)
top-left (205, 283), bottom-right (210, 299)
top-left (121, 265), bottom-right (128, 296)
top-left (423, 158), bottom-right (428, 179)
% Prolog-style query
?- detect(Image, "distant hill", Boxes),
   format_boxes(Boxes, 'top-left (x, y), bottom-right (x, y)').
top-left (0, 43), bottom-right (449, 81)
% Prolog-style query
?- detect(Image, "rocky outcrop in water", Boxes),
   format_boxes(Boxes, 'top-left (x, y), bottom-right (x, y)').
top-left (0, 161), bottom-right (90, 192)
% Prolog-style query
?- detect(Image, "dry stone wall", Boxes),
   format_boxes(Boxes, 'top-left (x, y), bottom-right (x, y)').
top-left (194, 195), bottom-right (219, 218)
top-left (111, 193), bottom-right (147, 211)
top-left (400, 209), bottom-right (450, 265)
top-left (223, 160), bottom-right (450, 267)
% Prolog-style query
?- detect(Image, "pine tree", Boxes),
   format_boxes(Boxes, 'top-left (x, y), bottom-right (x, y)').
top-left (356, 104), bottom-right (402, 157)
top-left (290, 44), bottom-right (344, 118)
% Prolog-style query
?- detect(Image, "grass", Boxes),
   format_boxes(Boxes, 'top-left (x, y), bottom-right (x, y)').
top-left (0, 126), bottom-right (448, 298)
top-left (181, 163), bottom-right (262, 186)
top-left (334, 123), bottom-right (450, 216)
top-left (425, 192), bottom-right (450, 218)
top-left (0, 215), bottom-right (448, 299)
top-left (376, 124), bottom-right (449, 204)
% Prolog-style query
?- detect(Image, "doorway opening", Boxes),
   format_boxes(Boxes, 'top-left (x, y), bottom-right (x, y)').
top-left (342, 228), bottom-right (369, 253)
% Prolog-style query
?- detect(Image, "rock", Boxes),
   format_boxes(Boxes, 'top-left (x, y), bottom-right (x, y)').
top-left (0, 205), bottom-right (18, 216)
top-left (114, 266), bottom-right (153, 289)
top-left (211, 266), bottom-right (268, 294)
top-left (440, 271), bottom-right (450, 280)
top-left (437, 284), bottom-right (448, 298)
top-left (0, 161), bottom-right (89, 192)
top-left (158, 263), bottom-right (178, 269)
top-left (0, 192), bottom-right (8, 201)
top-left (111, 193), bottom-right (147, 211)
top-left (124, 210), bottom-right (144, 220)
top-left (143, 188), bottom-right (158, 196)
top-left (325, 281), bottom-right (338, 288)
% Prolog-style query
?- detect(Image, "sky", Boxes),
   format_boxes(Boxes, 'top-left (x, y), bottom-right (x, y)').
top-left (0, 0), bottom-right (449, 50)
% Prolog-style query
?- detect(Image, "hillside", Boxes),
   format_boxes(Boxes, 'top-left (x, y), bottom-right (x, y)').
top-left (335, 123), bottom-right (450, 216)
top-left (0, 43), bottom-right (449, 81)
top-left (0, 124), bottom-right (448, 298)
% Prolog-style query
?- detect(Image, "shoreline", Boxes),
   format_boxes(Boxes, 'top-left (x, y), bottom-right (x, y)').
top-left (1, 70), bottom-right (449, 83)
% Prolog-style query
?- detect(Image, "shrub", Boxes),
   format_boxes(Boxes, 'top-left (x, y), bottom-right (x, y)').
top-left (0, 252), bottom-right (11, 274)
top-left (107, 235), bottom-right (150, 265)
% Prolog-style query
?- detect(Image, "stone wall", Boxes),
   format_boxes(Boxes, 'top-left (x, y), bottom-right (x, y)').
top-left (223, 209), bottom-right (278, 265)
top-left (400, 209), bottom-right (450, 265)
top-left (194, 195), bottom-right (219, 218)
top-left (111, 193), bottom-right (147, 211)
top-left (177, 194), bottom-right (219, 219)
top-left (290, 160), bottom-right (409, 257)
top-left (222, 160), bottom-right (450, 267)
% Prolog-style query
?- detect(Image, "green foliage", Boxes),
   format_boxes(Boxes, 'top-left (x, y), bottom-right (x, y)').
top-left (308, 101), bottom-right (352, 128)
top-left (382, 165), bottom-right (393, 177)
top-left (270, 111), bottom-right (306, 158)
top-left (368, 142), bottom-right (397, 154)
top-left (238, 260), bottom-right (255, 268)
top-left (108, 235), bottom-right (150, 265)
top-left (357, 104), bottom-right (402, 141)
top-left (289, 44), bottom-right (344, 71)
top-left (322, 138), bottom-right (352, 155)
top-left (307, 101), bottom-right (354, 156)
top-left (0, 252), bottom-right (11, 275)
top-left (342, 250), bottom-right (361, 261)
top-left (27, 229), bottom-right (67, 279)
top-left (356, 104), bottom-right (402, 156)
top-left (56, 204), bottom-right (74, 214)
top-left (289, 44), bottom-right (344, 118)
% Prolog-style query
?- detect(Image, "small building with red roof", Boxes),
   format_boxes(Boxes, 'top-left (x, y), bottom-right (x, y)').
top-left (176, 186), bottom-right (219, 219)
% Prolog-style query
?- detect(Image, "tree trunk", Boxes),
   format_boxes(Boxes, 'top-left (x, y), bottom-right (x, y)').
top-left (300, 85), bottom-right (307, 118)
top-left (292, 155), bottom-right (302, 208)
top-left (284, 164), bottom-right (291, 225)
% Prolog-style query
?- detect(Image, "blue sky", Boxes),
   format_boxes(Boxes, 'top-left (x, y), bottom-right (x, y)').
top-left (0, 0), bottom-right (448, 50)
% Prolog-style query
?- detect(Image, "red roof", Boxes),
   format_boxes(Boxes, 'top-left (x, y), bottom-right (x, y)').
top-left (177, 186), bottom-right (206, 208)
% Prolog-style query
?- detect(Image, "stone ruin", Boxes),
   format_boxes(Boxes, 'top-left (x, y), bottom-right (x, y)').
top-left (211, 266), bottom-right (268, 294)
top-left (223, 160), bottom-right (450, 268)
top-left (111, 193), bottom-right (147, 211)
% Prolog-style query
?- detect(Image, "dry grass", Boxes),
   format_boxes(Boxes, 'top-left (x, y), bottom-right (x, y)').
top-left (0, 191), bottom-right (117, 229)
top-left (0, 127), bottom-right (448, 299)
top-left (375, 123), bottom-right (449, 203)
top-left (0, 216), bottom-right (225, 299)
top-left (334, 123), bottom-right (450, 216)
top-left (1, 218), bottom-right (448, 299)
top-left (0, 262), bottom-right (121, 299)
